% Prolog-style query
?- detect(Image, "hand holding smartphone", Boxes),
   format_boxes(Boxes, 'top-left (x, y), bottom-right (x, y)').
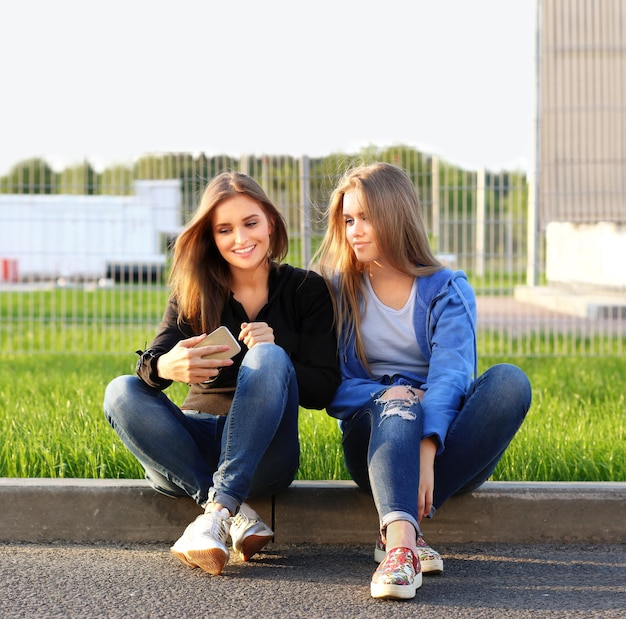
top-left (193, 326), bottom-right (241, 359)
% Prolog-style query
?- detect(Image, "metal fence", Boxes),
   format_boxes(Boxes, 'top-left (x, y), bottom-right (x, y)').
top-left (1, 149), bottom-right (624, 357)
top-left (2, 1), bottom-right (625, 358)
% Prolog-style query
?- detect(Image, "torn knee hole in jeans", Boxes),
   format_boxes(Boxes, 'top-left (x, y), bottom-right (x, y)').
top-left (375, 394), bottom-right (419, 424)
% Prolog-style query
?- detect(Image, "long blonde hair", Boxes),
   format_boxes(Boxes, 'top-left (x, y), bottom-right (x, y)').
top-left (169, 171), bottom-right (288, 333)
top-left (316, 162), bottom-right (442, 366)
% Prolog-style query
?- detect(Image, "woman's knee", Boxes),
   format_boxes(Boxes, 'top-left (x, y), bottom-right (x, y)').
top-left (240, 343), bottom-right (294, 389)
top-left (103, 375), bottom-right (146, 424)
top-left (373, 386), bottom-right (422, 424)
top-left (471, 364), bottom-right (532, 431)
top-left (243, 343), bottom-right (290, 370)
top-left (105, 374), bottom-right (137, 401)
top-left (488, 363), bottom-right (532, 405)
top-left (377, 385), bottom-right (418, 402)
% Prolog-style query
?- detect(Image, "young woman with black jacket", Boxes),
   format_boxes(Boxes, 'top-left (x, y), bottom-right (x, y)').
top-left (104, 172), bottom-right (340, 576)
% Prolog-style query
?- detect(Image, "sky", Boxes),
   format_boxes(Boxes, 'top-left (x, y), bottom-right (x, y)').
top-left (0, 0), bottom-right (537, 176)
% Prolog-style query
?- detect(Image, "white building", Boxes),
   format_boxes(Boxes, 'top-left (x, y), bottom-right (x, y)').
top-left (536, 0), bottom-right (625, 292)
top-left (0, 180), bottom-right (181, 282)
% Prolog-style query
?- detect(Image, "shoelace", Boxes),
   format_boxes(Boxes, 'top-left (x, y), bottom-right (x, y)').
top-left (207, 512), bottom-right (229, 543)
top-left (231, 512), bottom-right (250, 528)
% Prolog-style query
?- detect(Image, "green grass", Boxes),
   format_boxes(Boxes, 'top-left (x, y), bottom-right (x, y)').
top-left (490, 356), bottom-right (625, 481)
top-left (0, 353), bottom-right (624, 482)
top-left (0, 287), bottom-right (168, 354)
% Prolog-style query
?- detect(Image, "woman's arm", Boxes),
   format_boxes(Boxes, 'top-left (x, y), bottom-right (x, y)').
top-left (135, 299), bottom-right (191, 389)
top-left (418, 436), bottom-right (438, 521)
top-left (290, 274), bottom-right (341, 410)
top-left (420, 277), bottom-right (477, 453)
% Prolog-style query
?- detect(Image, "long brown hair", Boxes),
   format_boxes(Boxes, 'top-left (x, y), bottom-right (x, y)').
top-left (316, 162), bottom-right (442, 367)
top-left (169, 171), bottom-right (288, 333)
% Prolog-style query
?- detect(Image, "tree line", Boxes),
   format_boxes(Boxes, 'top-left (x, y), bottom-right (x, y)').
top-left (0, 145), bottom-right (528, 259)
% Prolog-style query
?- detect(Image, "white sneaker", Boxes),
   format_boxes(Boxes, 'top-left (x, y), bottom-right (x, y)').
top-left (171, 508), bottom-right (230, 575)
top-left (229, 502), bottom-right (274, 561)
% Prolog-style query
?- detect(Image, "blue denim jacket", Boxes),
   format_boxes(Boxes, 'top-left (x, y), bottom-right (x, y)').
top-left (327, 268), bottom-right (477, 454)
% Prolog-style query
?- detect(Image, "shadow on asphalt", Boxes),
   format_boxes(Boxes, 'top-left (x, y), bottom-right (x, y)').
top-left (1, 541), bottom-right (624, 618)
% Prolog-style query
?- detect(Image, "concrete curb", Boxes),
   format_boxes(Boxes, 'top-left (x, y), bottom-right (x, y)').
top-left (2, 479), bottom-right (624, 544)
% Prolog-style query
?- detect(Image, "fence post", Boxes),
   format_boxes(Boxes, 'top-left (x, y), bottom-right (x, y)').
top-left (239, 156), bottom-right (250, 176)
top-left (431, 156), bottom-right (440, 251)
top-left (261, 156), bottom-right (270, 193)
top-left (527, 0), bottom-right (542, 287)
top-left (475, 167), bottom-right (486, 277)
top-left (299, 156), bottom-right (312, 268)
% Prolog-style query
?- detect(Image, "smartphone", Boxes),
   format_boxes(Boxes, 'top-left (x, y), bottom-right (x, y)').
top-left (193, 326), bottom-right (241, 359)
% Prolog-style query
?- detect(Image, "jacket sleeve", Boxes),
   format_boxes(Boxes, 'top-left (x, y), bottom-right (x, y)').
top-left (326, 376), bottom-right (378, 420)
top-left (290, 275), bottom-right (341, 410)
top-left (420, 277), bottom-right (477, 454)
top-left (135, 298), bottom-right (192, 390)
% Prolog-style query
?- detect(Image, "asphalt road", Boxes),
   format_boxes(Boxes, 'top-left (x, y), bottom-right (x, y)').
top-left (1, 541), bottom-right (624, 618)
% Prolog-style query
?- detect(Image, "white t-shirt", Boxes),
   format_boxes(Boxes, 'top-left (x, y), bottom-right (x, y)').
top-left (361, 275), bottom-right (428, 379)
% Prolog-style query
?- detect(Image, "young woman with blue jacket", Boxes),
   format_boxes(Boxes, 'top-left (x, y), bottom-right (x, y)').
top-left (317, 162), bottom-right (532, 600)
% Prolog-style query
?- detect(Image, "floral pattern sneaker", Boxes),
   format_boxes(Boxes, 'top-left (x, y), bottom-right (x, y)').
top-left (370, 547), bottom-right (422, 600)
top-left (374, 534), bottom-right (444, 574)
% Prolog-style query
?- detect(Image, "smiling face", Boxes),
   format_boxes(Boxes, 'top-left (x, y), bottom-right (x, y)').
top-left (342, 189), bottom-right (383, 265)
top-left (211, 193), bottom-right (273, 274)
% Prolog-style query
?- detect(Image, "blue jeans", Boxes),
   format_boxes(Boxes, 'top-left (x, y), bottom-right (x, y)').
top-left (339, 363), bottom-right (532, 534)
top-left (103, 343), bottom-right (300, 515)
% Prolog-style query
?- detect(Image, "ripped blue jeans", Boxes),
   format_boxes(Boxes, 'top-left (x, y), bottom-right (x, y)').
top-left (339, 364), bottom-right (531, 536)
top-left (340, 383), bottom-right (424, 535)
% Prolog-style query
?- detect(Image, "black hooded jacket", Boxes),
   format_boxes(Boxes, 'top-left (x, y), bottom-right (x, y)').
top-left (136, 264), bottom-right (340, 415)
